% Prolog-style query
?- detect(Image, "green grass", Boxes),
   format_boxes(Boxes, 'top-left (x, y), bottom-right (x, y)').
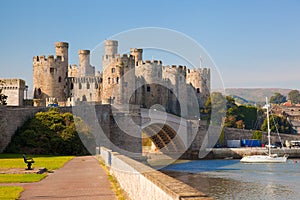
top-left (0, 154), bottom-right (74, 170)
top-left (0, 186), bottom-right (23, 199)
top-left (0, 174), bottom-right (47, 183)
top-left (0, 154), bottom-right (74, 184)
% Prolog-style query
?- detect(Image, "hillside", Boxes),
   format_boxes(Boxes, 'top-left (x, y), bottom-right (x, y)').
top-left (223, 88), bottom-right (292, 104)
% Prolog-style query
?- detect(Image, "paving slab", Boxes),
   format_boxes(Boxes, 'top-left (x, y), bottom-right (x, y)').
top-left (20, 156), bottom-right (116, 200)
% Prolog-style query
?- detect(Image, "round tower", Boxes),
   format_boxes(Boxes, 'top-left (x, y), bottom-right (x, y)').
top-left (55, 42), bottom-right (69, 63)
top-left (104, 40), bottom-right (118, 56)
top-left (78, 50), bottom-right (90, 68)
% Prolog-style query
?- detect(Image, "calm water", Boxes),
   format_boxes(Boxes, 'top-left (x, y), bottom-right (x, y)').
top-left (162, 159), bottom-right (300, 200)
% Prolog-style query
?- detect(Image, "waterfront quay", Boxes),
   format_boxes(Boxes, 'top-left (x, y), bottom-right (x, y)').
top-left (203, 147), bottom-right (300, 159)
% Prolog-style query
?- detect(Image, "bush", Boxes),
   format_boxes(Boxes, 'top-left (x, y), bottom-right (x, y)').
top-left (5, 108), bottom-right (95, 155)
top-left (252, 130), bottom-right (262, 140)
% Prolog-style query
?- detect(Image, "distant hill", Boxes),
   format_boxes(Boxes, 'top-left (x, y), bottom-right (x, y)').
top-left (220, 88), bottom-right (292, 104)
top-left (230, 95), bottom-right (256, 105)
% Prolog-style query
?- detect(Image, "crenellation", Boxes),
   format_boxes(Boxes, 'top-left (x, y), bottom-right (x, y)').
top-left (33, 40), bottom-right (210, 109)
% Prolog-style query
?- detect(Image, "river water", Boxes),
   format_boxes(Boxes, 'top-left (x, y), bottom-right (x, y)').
top-left (161, 159), bottom-right (300, 200)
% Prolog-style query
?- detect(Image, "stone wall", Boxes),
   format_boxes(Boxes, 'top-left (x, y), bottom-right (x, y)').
top-left (0, 106), bottom-right (47, 152)
top-left (224, 127), bottom-right (300, 144)
top-left (100, 147), bottom-right (212, 200)
top-left (0, 106), bottom-right (72, 152)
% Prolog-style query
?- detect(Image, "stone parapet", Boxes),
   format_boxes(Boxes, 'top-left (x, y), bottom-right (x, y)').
top-left (100, 147), bottom-right (212, 200)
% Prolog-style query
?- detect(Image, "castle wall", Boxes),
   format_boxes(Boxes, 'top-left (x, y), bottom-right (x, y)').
top-left (70, 76), bottom-right (102, 105)
top-left (0, 79), bottom-right (25, 106)
top-left (0, 106), bottom-right (72, 152)
top-left (32, 40), bottom-right (210, 112)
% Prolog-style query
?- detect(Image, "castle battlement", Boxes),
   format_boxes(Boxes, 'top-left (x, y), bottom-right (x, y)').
top-left (143, 60), bottom-right (163, 65)
top-left (78, 50), bottom-right (90, 55)
top-left (33, 40), bottom-right (210, 109)
top-left (186, 67), bottom-right (210, 74)
top-left (55, 42), bottom-right (69, 48)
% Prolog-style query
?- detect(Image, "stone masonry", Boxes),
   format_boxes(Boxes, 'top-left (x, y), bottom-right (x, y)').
top-left (33, 40), bottom-right (211, 114)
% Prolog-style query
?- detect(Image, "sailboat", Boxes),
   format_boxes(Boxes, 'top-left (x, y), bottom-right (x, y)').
top-left (240, 97), bottom-right (288, 163)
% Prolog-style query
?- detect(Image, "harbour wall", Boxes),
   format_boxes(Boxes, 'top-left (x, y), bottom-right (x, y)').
top-left (99, 147), bottom-right (212, 200)
top-left (203, 147), bottom-right (300, 159)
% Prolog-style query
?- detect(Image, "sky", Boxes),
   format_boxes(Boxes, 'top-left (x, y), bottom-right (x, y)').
top-left (0, 0), bottom-right (299, 97)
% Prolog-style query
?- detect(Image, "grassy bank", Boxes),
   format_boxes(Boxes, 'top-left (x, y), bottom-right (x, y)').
top-left (0, 186), bottom-right (23, 200)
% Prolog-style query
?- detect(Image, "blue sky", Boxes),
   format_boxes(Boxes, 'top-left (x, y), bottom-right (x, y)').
top-left (0, 0), bottom-right (299, 96)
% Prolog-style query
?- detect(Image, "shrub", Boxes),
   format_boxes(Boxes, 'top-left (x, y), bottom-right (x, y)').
top-left (5, 108), bottom-right (95, 155)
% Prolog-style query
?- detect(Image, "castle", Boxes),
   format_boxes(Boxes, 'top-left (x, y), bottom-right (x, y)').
top-left (33, 41), bottom-right (210, 116)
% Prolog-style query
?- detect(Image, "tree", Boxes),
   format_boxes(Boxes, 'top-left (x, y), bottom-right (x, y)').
top-left (0, 80), bottom-right (7, 105)
top-left (236, 120), bottom-right (244, 129)
top-left (226, 104), bottom-right (258, 129)
top-left (288, 90), bottom-right (300, 104)
top-left (205, 92), bottom-right (227, 125)
top-left (270, 93), bottom-right (286, 104)
top-left (224, 115), bottom-right (237, 128)
top-left (261, 114), bottom-right (293, 134)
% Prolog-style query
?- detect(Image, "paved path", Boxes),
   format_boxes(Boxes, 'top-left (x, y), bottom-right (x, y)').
top-left (20, 156), bottom-right (116, 200)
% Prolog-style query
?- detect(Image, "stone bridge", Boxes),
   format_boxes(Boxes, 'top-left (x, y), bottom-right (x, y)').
top-left (1, 105), bottom-right (211, 159)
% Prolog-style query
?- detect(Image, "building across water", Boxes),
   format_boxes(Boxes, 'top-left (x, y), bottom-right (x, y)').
top-left (32, 41), bottom-right (210, 115)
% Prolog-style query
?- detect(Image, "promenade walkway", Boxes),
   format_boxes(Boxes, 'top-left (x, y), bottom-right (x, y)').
top-left (20, 156), bottom-right (116, 200)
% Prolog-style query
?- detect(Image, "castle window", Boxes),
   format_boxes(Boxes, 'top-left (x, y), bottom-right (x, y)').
top-left (58, 76), bottom-right (62, 82)
top-left (116, 77), bottom-right (119, 84)
top-left (70, 83), bottom-right (74, 90)
top-left (79, 83), bottom-right (82, 89)
top-left (108, 77), bottom-right (111, 84)
top-left (37, 88), bottom-right (41, 95)
top-left (147, 85), bottom-right (151, 92)
top-left (50, 68), bottom-right (54, 73)
top-left (112, 68), bottom-right (115, 73)
top-left (197, 88), bottom-right (200, 93)
top-left (95, 83), bottom-right (98, 89)
top-left (87, 82), bottom-right (90, 89)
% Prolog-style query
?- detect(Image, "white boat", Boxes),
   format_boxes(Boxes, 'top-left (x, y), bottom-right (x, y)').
top-left (240, 97), bottom-right (288, 163)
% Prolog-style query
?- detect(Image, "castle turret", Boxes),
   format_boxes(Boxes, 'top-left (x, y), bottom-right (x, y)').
top-left (105, 40), bottom-right (118, 56)
top-left (78, 50), bottom-right (95, 76)
top-left (55, 42), bottom-right (69, 63)
top-left (33, 42), bottom-right (69, 106)
top-left (102, 40), bottom-right (120, 72)
top-left (130, 48), bottom-right (143, 66)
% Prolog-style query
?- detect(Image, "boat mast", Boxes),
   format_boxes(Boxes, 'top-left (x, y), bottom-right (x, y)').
top-left (266, 97), bottom-right (271, 156)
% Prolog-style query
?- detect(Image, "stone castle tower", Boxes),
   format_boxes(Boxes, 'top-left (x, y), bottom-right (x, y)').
top-left (33, 42), bottom-right (69, 106)
top-left (33, 40), bottom-right (210, 114)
